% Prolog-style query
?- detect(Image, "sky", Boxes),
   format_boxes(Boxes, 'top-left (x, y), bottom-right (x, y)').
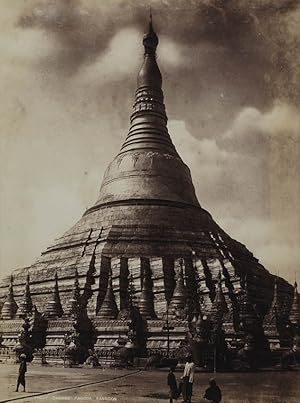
top-left (0, 0), bottom-right (299, 283)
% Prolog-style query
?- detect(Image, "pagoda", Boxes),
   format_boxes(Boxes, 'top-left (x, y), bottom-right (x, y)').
top-left (0, 17), bottom-right (295, 366)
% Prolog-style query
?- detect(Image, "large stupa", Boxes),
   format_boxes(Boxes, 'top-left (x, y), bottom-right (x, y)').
top-left (0, 18), bottom-right (298, 367)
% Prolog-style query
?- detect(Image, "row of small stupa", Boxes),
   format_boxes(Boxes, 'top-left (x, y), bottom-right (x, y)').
top-left (2, 265), bottom-right (300, 333)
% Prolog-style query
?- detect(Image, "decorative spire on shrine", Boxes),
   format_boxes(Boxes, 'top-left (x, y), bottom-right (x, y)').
top-left (237, 275), bottom-right (259, 332)
top-left (68, 268), bottom-right (81, 318)
top-left (264, 276), bottom-right (280, 325)
top-left (210, 271), bottom-right (228, 324)
top-left (263, 276), bottom-right (282, 349)
top-left (289, 281), bottom-right (300, 326)
top-left (17, 273), bottom-right (33, 318)
top-left (45, 272), bottom-right (63, 318)
top-left (1, 275), bottom-right (18, 320)
top-left (97, 269), bottom-right (119, 319)
top-left (169, 260), bottom-right (187, 315)
top-left (139, 265), bottom-right (156, 319)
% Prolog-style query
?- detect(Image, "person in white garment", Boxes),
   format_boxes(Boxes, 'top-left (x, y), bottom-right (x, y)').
top-left (181, 356), bottom-right (195, 403)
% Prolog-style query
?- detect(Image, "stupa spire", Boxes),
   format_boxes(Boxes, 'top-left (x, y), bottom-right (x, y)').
top-left (263, 276), bottom-right (282, 348)
top-left (121, 14), bottom-right (173, 155)
top-left (97, 269), bottom-right (119, 319)
top-left (289, 281), bottom-right (300, 326)
top-left (88, 16), bottom-right (199, 215)
top-left (264, 276), bottom-right (279, 323)
top-left (238, 275), bottom-right (259, 332)
top-left (210, 271), bottom-right (228, 323)
top-left (1, 275), bottom-right (18, 319)
top-left (45, 272), bottom-right (63, 318)
top-left (139, 266), bottom-right (156, 319)
top-left (67, 268), bottom-right (81, 318)
top-left (17, 273), bottom-right (33, 318)
top-left (169, 260), bottom-right (187, 315)
top-left (144, 7), bottom-right (158, 55)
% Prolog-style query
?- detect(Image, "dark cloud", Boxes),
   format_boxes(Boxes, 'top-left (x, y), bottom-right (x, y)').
top-left (15, 0), bottom-right (300, 165)
top-left (17, 0), bottom-right (300, 145)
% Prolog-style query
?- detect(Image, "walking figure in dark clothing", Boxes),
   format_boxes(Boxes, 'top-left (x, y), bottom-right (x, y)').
top-left (167, 366), bottom-right (180, 402)
top-left (16, 354), bottom-right (27, 392)
top-left (203, 378), bottom-right (222, 403)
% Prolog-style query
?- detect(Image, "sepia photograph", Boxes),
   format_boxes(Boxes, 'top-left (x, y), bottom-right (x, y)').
top-left (0, 1), bottom-right (299, 402)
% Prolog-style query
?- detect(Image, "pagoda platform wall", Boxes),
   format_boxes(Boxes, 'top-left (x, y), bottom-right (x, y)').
top-left (0, 250), bottom-right (294, 364)
top-left (0, 246), bottom-right (293, 326)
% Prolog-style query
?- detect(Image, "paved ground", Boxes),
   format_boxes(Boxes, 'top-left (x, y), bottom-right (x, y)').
top-left (0, 364), bottom-right (299, 403)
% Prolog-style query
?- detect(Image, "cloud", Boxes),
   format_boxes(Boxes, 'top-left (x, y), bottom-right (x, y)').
top-left (260, 102), bottom-right (300, 138)
top-left (16, 0), bottom-right (300, 105)
top-left (158, 36), bottom-right (185, 67)
top-left (171, 117), bottom-right (268, 217)
top-left (218, 101), bottom-right (300, 155)
top-left (0, 28), bottom-right (57, 64)
top-left (170, 116), bottom-right (300, 283)
top-left (77, 28), bottom-right (141, 84)
top-left (4, 0), bottom-right (297, 144)
top-left (218, 215), bottom-right (300, 283)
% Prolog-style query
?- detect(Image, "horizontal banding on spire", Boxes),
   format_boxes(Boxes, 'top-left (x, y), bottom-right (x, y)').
top-left (90, 17), bottom-right (200, 210)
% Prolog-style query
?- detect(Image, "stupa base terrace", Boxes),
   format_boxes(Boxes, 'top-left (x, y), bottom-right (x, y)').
top-left (0, 239), bottom-right (298, 370)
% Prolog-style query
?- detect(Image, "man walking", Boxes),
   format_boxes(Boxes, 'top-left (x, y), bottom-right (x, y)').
top-left (167, 365), bottom-right (179, 403)
top-left (15, 354), bottom-right (27, 392)
top-left (181, 356), bottom-right (195, 403)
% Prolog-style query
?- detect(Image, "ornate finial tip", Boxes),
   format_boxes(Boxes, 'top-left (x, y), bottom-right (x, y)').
top-left (143, 10), bottom-right (158, 52)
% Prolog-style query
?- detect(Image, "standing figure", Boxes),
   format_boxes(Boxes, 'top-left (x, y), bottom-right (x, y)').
top-left (167, 366), bottom-right (179, 402)
top-left (181, 356), bottom-right (195, 403)
top-left (15, 354), bottom-right (27, 392)
top-left (203, 378), bottom-right (222, 403)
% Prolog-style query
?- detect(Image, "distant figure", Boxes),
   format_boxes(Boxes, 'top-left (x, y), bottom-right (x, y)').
top-left (204, 378), bottom-right (222, 403)
top-left (83, 350), bottom-right (100, 368)
top-left (167, 366), bottom-right (179, 402)
top-left (15, 354), bottom-right (27, 392)
top-left (143, 353), bottom-right (161, 370)
top-left (181, 356), bottom-right (195, 403)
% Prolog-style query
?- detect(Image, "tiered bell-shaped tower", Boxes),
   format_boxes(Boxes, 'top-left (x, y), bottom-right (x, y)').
top-left (45, 272), bottom-right (63, 318)
top-left (0, 17), bottom-right (295, 365)
top-left (17, 274), bottom-right (33, 318)
top-left (1, 276), bottom-right (18, 320)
